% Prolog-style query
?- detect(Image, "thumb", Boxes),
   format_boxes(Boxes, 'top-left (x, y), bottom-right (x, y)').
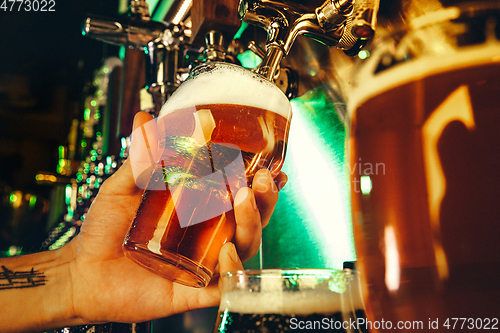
top-left (218, 242), bottom-right (243, 275)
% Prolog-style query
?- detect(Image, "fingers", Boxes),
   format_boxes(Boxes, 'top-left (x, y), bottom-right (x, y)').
top-left (218, 242), bottom-right (243, 275)
top-left (252, 169), bottom-right (281, 228)
top-left (274, 171), bottom-right (288, 192)
top-left (232, 170), bottom-right (288, 262)
top-left (233, 187), bottom-right (261, 262)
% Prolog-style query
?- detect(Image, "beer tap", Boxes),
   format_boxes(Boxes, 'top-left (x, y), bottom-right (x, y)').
top-left (83, 0), bottom-right (189, 116)
top-left (145, 24), bottom-right (187, 113)
top-left (83, 0), bottom-right (167, 50)
top-left (238, 0), bottom-right (373, 80)
top-left (204, 30), bottom-right (227, 62)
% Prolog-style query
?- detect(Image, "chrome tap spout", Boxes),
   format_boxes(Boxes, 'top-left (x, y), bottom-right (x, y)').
top-left (238, 0), bottom-right (357, 80)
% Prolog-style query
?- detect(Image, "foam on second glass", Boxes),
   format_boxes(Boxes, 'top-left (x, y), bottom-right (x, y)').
top-left (220, 289), bottom-right (363, 316)
top-left (158, 63), bottom-right (292, 119)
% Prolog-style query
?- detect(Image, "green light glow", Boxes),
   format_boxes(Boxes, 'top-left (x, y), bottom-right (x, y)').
top-left (146, 0), bottom-right (161, 13)
top-left (28, 195), bottom-right (37, 209)
top-left (49, 227), bottom-right (77, 250)
top-left (358, 49), bottom-right (370, 60)
top-left (166, 172), bottom-right (188, 185)
top-left (119, 46), bottom-right (126, 60)
top-left (84, 108), bottom-right (91, 121)
top-left (233, 22), bottom-right (248, 40)
top-left (90, 100), bottom-right (97, 107)
top-left (65, 184), bottom-right (72, 205)
top-left (289, 93), bottom-right (354, 266)
top-left (259, 86), bottom-right (356, 270)
top-left (58, 145), bottom-right (65, 158)
top-left (151, 0), bottom-right (175, 21)
top-left (360, 175), bottom-right (372, 195)
top-left (121, 137), bottom-right (127, 149)
top-left (66, 207), bottom-right (74, 219)
top-left (237, 50), bottom-right (262, 69)
top-left (9, 193), bottom-right (17, 204)
top-left (7, 246), bottom-right (22, 256)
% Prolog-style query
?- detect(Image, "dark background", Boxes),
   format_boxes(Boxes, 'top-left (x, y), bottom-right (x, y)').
top-left (0, 0), bottom-right (121, 251)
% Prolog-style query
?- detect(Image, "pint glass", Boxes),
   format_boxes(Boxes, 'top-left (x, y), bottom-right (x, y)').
top-left (349, 2), bottom-right (500, 330)
top-left (123, 62), bottom-right (292, 287)
top-left (214, 269), bottom-right (368, 333)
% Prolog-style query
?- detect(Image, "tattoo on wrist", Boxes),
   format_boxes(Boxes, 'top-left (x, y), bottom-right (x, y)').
top-left (1, 265), bottom-right (47, 290)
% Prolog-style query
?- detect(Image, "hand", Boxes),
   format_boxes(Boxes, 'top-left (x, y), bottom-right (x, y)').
top-left (0, 111), bottom-right (287, 333)
top-left (64, 112), bottom-right (288, 324)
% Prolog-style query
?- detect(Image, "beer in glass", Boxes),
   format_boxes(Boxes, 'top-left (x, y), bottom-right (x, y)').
top-left (214, 269), bottom-right (368, 332)
top-left (349, 2), bottom-right (500, 330)
top-left (123, 62), bottom-right (292, 287)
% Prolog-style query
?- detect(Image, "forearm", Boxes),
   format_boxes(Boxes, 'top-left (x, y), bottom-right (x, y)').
top-left (0, 246), bottom-right (84, 333)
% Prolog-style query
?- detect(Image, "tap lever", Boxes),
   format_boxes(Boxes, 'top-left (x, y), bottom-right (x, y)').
top-left (83, 15), bottom-right (168, 50)
top-left (247, 41), bottom-right (266, 59)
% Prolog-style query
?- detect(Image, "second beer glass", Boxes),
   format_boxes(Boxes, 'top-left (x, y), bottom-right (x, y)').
top-left (214, 269), bottom-right (368, 333)
top-left (123, 62), bottom-right (292, 287)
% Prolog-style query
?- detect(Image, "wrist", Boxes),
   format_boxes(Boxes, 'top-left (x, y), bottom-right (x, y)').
top-left (0, 244), bottom-right (85, 332)
top-left (42, 244), bottom-right (87, 330)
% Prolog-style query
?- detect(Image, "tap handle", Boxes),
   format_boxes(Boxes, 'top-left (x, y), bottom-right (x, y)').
top-left (83, 15), bottom-right (168, 49)
top-left (82, 0), bottom-right (169, 49)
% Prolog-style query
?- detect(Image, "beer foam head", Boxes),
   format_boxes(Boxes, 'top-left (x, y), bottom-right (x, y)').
top-left (220, 289), bottom-right (363, 315)
top-left (159, 62), bottom-right (291, 119)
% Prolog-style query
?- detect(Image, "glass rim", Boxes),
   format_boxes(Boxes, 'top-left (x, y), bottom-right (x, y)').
top-left (189, 61), bottom-right (270, 84)
top-left (376, 0), bottom-right (500, 40)
top-left (167, 60), bottom-right (293, 119)
top-left (221, 268), bottom-right (354, 279)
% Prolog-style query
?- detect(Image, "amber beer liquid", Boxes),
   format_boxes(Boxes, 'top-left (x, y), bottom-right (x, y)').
top-left (349, 20), bottom-right (500, 331)
top-left (123, 63), bottom-right (291, 287)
